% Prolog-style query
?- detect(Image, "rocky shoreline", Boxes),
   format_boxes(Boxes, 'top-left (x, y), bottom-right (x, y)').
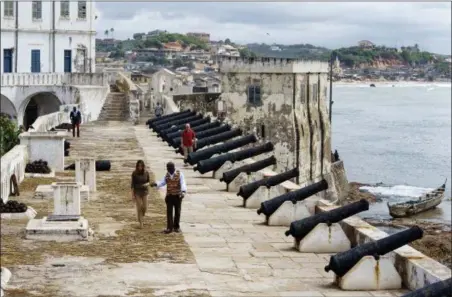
top-left (345, 181), bottom-right (451, 269)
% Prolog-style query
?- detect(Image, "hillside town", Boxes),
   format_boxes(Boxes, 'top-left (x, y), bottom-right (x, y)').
top-left (96, 31), bottom-right (452, 85)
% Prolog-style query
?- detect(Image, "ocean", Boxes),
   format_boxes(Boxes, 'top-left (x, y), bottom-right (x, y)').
top-left (332, 82), bottom-right (451, 224)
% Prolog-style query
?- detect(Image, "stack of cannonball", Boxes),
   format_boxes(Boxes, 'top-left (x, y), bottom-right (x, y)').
top-left (0, 199), bottom-right (27, 213)
top-left (25, 160), bottom-right (51, 174)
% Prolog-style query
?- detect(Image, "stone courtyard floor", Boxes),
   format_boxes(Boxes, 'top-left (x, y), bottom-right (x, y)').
top-left (1, 121), bottom-right (410, 297)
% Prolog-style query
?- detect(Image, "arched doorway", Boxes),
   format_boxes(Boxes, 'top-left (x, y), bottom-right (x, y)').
top-left (23, 92), bottom-right (61, 129)
top-left (0, 94), bottom-right (17, 122)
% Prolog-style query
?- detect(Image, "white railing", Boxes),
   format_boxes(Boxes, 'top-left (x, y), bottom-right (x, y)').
top-left (116, 72), bottom-right (140, 124)
top-left (0, 145), bottom-right (28, 202)
top-left (162, 94), bottom-right (180, 114)
top-left (29, 111), bottom-right (70, 132)
top-left (1, 73), bottom-right (106, 87)
top-left (0, 108), bottom-right (71, 202)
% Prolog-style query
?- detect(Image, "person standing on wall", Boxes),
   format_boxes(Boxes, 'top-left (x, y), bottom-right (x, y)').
top-left (155, 102), bottom-right (163, 118)
top-left (131, 160), bottom-right (150, 229)
top-left (69, 106), bottom-right (82, 138)
top-left (181, 124), bottom-right (196, 166)
top-left (151, 162), bottom-right (187, 234)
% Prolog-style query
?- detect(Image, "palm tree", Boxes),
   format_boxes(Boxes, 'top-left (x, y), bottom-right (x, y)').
top-left (104, 30), bottom-right (109, 38)
top-left (110, 28), bottom-right (114, 39)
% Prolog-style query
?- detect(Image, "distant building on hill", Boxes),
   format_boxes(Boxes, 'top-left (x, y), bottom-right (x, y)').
top-left (358, 40), bottom-right (375, 48)
top-left (186, 32), bottom-right (210, 43)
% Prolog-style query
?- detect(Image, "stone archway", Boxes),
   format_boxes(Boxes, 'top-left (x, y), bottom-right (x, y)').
top-left (21, 92), bottom-right (62, 129)
top-left (0, 94), bottom-right (17, 122)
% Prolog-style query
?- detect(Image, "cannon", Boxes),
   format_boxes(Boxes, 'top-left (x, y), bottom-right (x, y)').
top-left (193, 142), bottom-right (274, 174)
top-left (149, 110), bottom-right (195, 129)
top-left (147, 110), bottom-right (192, 127)
top-left (159, 117), bottom-right (211, 140)
top-left (282, 199), bottom-right (368, 252)
top-left (153, 114), bottom-right (203, 133)
top-left (284, 199), bottom-right (369, 239)
top-left (325, 225), bottom-right (423, 290)
top-left (169, 124), bottom-right (231, 148)
top-left (175, 129), bottom-right (243, 155)
top-left (237, 168), bottom-right (299, 200)
top-left (164, 121), bottom-right (221, 142)
top-left (220, 156), bottom-right (277, 184)
top-left (401, 278), bottom-right (451, 297)
top-left (258, 179), bottom-right (329, 217)
top-left (186, 134), bottom-right (258, 165)
top-left (193, 129), bottom-right (243, 151)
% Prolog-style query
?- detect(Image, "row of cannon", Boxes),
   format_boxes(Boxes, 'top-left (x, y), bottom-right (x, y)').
top-left (148, 110), bottom-right (451, 296)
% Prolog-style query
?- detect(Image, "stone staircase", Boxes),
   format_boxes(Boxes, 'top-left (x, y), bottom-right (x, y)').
top-left (98, 85), bottom-right (129, 121)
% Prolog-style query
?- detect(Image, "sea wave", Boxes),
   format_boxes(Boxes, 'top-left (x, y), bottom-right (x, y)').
top-left (334, 82), bottom-right (451, 88)
top-left (359, 184), bottom-right (434, 198)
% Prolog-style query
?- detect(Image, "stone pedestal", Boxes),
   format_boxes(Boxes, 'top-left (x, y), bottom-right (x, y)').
top-left (52, 182), bottom-right (81, 217)
top-left (25, 182), bottom-right (92, 241)
top-left (75, 159), bottom-right (96, 192)
top-left (19, 131), bottom-right (69, 172)
top-left (34, 184), bottom-right (89, 201)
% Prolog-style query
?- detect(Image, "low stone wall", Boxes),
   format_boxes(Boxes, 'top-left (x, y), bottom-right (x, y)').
top-left (316, 200), bottom-right (452, 291)
top-left (0, 145), bottom-right (28, 202)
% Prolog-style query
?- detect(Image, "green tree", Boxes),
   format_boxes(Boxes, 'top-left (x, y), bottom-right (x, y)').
top-left (224, 38), bottom-right (232, 45)
top-left (104, 30), bottom-right (109, 38)
top-left (239, 48), bottom-right (257, 58)
top-left (110, 28), bottom-right (114, 39)
top-left (172, 58), bottom-right (184, 69)
top-left (0, 116), bottom-right (19, 157)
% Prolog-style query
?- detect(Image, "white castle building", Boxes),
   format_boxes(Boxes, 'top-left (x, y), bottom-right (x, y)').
top-left (1, 1), bottom-right (96, 73)
top-left (0, 1), bottom-right (104, 128)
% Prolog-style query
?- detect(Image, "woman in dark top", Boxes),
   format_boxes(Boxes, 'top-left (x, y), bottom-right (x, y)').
top-left (131, 160), bottom-right (150, 228)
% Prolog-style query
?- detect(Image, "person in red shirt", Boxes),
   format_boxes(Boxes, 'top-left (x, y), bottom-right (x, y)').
top-left (181, 124), bottom-right (196, 165)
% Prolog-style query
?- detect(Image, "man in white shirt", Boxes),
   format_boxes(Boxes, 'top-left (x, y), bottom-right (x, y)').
top-left (151, 162), bottom-right (187, 234)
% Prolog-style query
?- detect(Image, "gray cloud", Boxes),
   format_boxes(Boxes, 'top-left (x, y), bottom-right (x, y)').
top-left (95, 2), bottom-right (451, 54)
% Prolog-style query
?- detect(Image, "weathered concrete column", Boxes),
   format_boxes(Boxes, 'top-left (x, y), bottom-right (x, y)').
top-left (52, 182), bottom-right (81, 216)
top-left (75, 158), bottom-right (96, 192)
top-left (19, 131), bottom-right (69, 172)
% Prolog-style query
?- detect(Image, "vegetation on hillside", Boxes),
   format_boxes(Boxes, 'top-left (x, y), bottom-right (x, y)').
top-left (0, 116), bottom-right (20, 157)
top-left (332, 44), bottom-right (436, 68)
top-left (97, 31), bottom-right (209, 54)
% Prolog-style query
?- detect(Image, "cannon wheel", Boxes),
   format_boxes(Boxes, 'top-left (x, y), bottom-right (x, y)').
top-left (10, 174), bottom-right (20, 196)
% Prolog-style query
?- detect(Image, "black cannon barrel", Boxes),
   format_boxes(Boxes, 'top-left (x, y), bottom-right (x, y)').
top-left (154, 114), bottom-right (203, 133)
top-left (153, 113), bottom-right (200, 133)
top-left (147, 110), bottom-right (192, 127)
top-left (186, 134), bottom-right (258, 165)
top-left (160, 117), bottom-right (211, 140)
top-left (284, 199), bottom-right (369, 238)
top-left (257, 179), bottom-right (329, 217)
top-left (169, 124), bottom-right (231, 148)
top-left (324, 225), bottom-right (424, 277)
top-left (193, 142), bottom-right (274, 174)
top-left (237, 168), bottom-right (299, 200)
top-left (149, 110), bottom-right (195, 129)
top-left (195, 129), bottom-right (243, 151)
top-left (401, 278), bottom-right (451, 297)
top-left (165, 121), bottom-right (221, 142)
top-left (220, 156), bottom-right (277, 184)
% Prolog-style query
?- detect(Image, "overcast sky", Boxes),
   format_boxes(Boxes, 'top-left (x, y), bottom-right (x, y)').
top-left (95, 2), bottom-right (451, 54)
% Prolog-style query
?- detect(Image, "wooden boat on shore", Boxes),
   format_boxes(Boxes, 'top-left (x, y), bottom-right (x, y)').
top-left (387, 180), bottom-right (447, 218)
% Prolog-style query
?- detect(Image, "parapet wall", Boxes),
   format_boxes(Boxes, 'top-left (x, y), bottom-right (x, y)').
top-left (220, 57), bottom-right (329, 74)
top-left (317, 200), bottom-right (452, 291)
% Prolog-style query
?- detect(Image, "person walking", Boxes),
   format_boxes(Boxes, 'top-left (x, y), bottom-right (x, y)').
top-left (181, 124), bottom-right (196, 165)
top-left (151, 162), bottom-right (187, 234)
top-left (154, 102), bottom-right (163, 118)
top-left (131, 160), bottom-right (150, 229)
top-left (69, 106), bottom-right (82, 137)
